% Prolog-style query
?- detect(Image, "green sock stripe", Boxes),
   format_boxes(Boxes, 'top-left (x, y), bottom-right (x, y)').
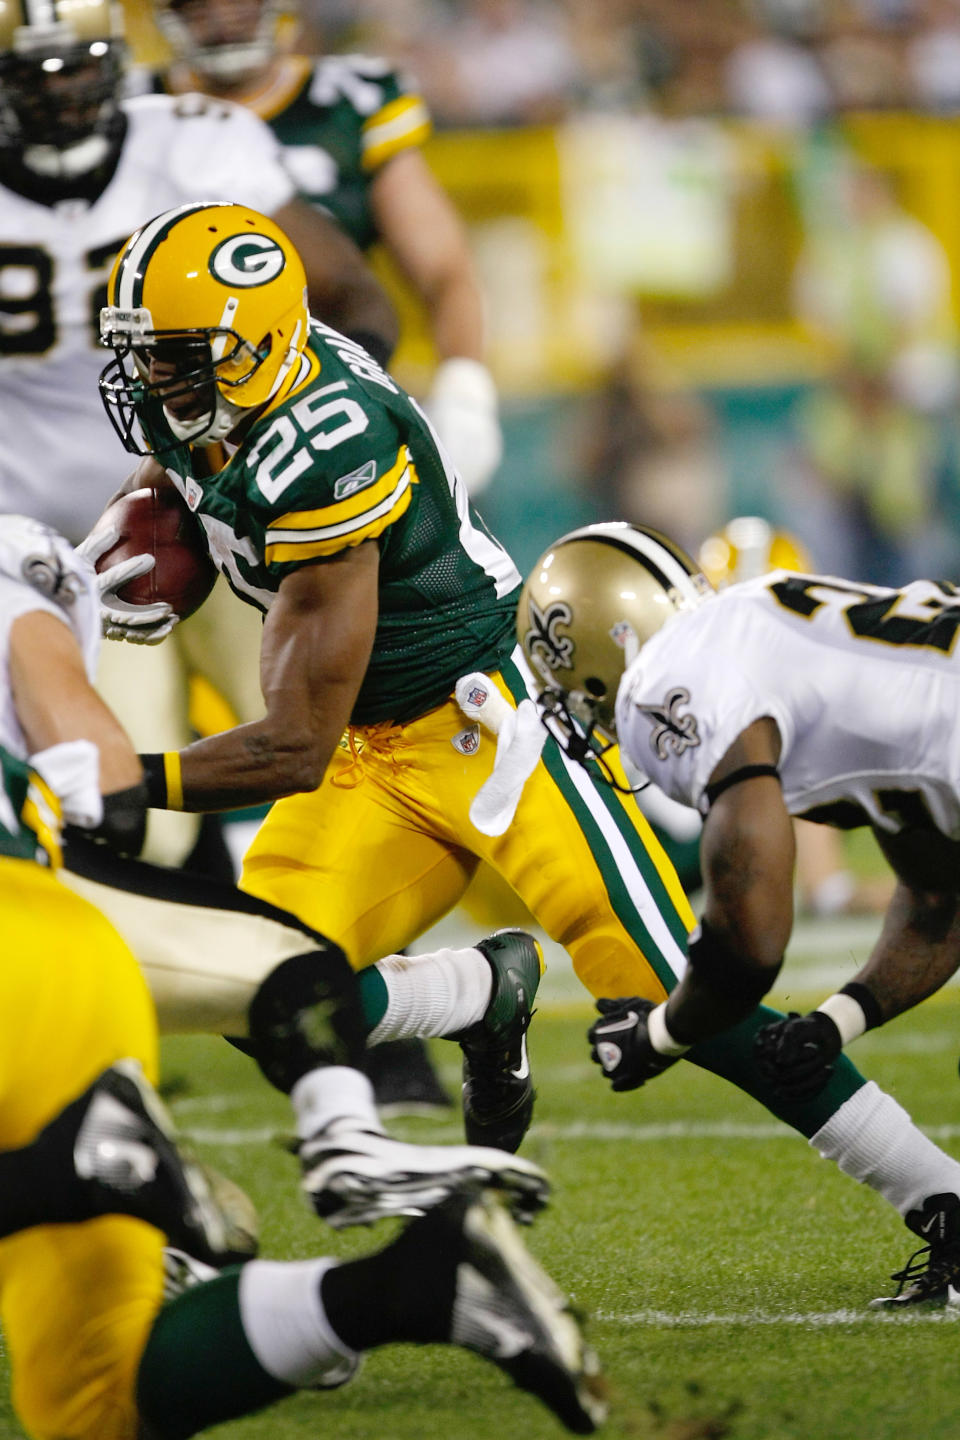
top-left (688, 1003), bottom-right (869, 1139)
top-left (357, 964), bottom-right (389, 1033)
top-left (138, 1269), bottom-right (292, 1438)
top-left (498, 656), bottom-right (682, 993)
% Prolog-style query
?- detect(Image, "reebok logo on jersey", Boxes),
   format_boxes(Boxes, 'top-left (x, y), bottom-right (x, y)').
top-left (333, 460), bottom-right (378, 500)
top-left (637, 687), bottom-right (700, 760)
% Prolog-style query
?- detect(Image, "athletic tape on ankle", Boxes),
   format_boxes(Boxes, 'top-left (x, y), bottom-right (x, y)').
top-left (647, 1003), bottom-right (692, 1058)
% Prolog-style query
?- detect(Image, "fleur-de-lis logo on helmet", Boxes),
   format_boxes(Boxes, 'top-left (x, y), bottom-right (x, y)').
top-left (524, 598), bottom-right (575, 674)
top-left (636, 687), bottom-right (700, 760)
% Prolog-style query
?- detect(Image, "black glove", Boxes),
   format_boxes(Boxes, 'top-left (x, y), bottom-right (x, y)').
top-left (588, 997), bottom-right (681, 1092)
top-left (754, 1010), bottom-right (843, 1100)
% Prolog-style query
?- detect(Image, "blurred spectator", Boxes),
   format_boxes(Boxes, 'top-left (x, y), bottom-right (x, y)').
top-left (578, 328), bottom-right (724, 555)
top-left (414, 0), bottom-right (582, 127)
top-left (789, 159), bottom-right (960, 582)
top-left (723, 19), bottom-right (834, 126)
top-left (905, 0), bottom-right (960, 112)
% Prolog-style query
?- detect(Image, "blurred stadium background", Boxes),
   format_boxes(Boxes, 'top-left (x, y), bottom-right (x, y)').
top-left (128, 0), bottom-right (960, 584)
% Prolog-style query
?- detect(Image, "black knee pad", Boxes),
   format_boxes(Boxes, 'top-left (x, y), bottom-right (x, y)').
top-left (241, 944), bottom-right (366, 1093)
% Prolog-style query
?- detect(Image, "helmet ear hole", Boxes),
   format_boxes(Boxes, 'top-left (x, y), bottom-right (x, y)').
top-left (584, 677), bottom-right (607, 699)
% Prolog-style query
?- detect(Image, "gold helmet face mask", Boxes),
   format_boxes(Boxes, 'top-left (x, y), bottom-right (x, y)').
top-left (517, 522), bottom-right (713, 790)
top-left (0, 0), bottom-right (127, 175)
top-left (99, 201), bottom-right (309, 455)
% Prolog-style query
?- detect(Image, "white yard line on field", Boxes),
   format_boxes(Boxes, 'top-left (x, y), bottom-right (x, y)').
top-left (179, 1117), bottom-right (960, 1146)
top-left (598, 1307), bottom-right (960, 1327)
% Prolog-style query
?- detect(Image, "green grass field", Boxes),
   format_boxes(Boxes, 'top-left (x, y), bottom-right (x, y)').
top-left (3, 933), bottom-right (960, 1440)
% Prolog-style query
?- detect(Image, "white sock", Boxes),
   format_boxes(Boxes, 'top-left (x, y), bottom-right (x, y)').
top-left (239, 1257), bottom-right (359, 1388)
top-left (368, 947), bottom-right (493, 1043)
top-left (291, 1066), bottom-right (382, 1140)
top-left (810, 1080), bottom-right (960, 1216)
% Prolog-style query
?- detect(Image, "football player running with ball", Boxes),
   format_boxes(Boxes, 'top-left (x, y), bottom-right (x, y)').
top-left (0, 0), bottom-right (397, 868)
top-left (90, 204), bottom-right (960, 1310)
top-left (519, 520), bottom-right (960, 1307)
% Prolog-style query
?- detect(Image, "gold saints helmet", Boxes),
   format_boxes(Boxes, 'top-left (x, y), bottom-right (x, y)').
top-left (699, 516), bottom-right (812, 589)
top-left (99, 201), bottom-right (309, 454)
top-left (517, 521), bottom-right (712, 779)
top-left (0, 0), bottom-right (127, 173)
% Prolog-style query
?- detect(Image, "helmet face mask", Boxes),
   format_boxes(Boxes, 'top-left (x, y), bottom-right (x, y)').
top-left (517, 522), bottom-right (713, 789)
top-left (0, 0), bottom-right (126, 176)
top-left (99, 202), bottom-right (309, 455)
top-left (156, 0), bottom-right (286, 85)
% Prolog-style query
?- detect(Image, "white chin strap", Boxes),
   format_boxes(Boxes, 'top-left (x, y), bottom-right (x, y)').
top-left (23, 133), bottom-right (110, 177)
top-left (189, 41), bottom-right (274, 81)
top-left (164, 392), bottom-right (246, 445)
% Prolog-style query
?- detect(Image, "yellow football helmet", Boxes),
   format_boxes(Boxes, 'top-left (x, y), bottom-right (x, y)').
top-left (99, 201), bottom-right (309, 453)
top-left (0, 0), bottom-right (126, 171)
top-left (517, 521), bottom-right (712, 781)
top-left (699, 516), bottom-right (812, 589)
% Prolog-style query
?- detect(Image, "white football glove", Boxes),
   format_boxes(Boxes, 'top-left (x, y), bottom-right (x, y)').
top-left (424, 358), bottom-right (503, 498)
top-left (76, 522), bottom-right (178, 645)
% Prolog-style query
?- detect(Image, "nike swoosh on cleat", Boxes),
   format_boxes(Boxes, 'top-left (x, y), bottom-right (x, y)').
top-left (918, 1214), bottom-right (941, 1237)
top-left (510, 1034), bottom-right (530, 1081)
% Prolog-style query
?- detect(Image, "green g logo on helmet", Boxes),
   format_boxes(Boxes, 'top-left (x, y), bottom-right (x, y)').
top-left (209, 234), bottom-right (286, 287)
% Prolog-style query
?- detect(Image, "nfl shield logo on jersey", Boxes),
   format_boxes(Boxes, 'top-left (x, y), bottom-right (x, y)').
top-left (452, 725), bottom-right (481, 756)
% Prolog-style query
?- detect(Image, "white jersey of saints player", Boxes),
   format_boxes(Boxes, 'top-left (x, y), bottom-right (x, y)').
top-left (0, 515), bottom-right (103, 850)
top-left (0, 92), bottom-right (294, 541)
top-left (616, 569), bottom-right (960, 838)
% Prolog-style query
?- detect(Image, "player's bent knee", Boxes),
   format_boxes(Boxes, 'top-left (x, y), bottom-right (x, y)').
top-left (244, 945), bottom-right (367, 1093)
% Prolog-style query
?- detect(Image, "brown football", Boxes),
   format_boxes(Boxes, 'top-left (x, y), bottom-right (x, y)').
top-left (93, 481), bottom-right (217, 621)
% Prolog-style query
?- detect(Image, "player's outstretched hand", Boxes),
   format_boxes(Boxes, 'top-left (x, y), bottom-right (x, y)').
top-left (588, 997), bottom-right (681, 1092)
top-left (754, 1010), bottom-right (843, 1099)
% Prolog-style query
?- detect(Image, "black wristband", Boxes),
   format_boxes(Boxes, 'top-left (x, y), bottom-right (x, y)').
top-left (704, 764), bottom-right (781, 807)
top-left (138, 753), bottom-right (168, 808)
top-left (348, 329), bottom-right (394, 371)
top-left (839, 981), bottom-right (884, 1031)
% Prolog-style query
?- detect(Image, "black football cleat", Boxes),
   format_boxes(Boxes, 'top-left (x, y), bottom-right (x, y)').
top-left (398, 1190), bottom-right (607, 1433)
top-left (871, 1192), bottom-right (960, 1308)
top-left (70, 1060), bottom-right (255, 1266)
top-left (457, 930), bottom-right (544, 1154)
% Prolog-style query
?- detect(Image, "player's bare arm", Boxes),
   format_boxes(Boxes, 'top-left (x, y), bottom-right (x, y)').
top-left (171, 543), bottom-right (380, 811)
top-left (9, 610), bottom-right (142, 796)
top-left (372, 149), bottom-right (486, 361)
top-left (841, 825), bottom-right (960, 1023)
top-left (274, 198), bottom-right (399, 363)
top-left (663, 716), bottom-right (794, 1044)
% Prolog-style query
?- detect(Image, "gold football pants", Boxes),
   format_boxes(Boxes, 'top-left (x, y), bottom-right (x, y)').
top-left (0, 857), bottom-right (163, 1440)
top-left (241, 649), bottom-right (695, 1000)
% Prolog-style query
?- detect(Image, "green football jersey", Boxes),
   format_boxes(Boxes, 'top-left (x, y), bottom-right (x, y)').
top-left (156, 322), bottom-right (521, 725)
top-left (159, 55), bottom-right (431, 252)
top-left (0, 744), bottom-right (59, 864)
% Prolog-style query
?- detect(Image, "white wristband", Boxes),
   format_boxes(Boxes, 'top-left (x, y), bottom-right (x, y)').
top-left (647, 1002), bottom-right (692, 1057)
top-left (816, 992), bottom-right (867, 1045)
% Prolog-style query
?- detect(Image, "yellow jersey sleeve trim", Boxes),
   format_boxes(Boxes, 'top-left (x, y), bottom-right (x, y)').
top-left (268, 446), bottom-right (409, 533)
top-left (22, 772), bottom-right (63, 868)
top-left (265, 455), bottom-right (417, 562)
top-left (361, 95), bottom-right (432, 172)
